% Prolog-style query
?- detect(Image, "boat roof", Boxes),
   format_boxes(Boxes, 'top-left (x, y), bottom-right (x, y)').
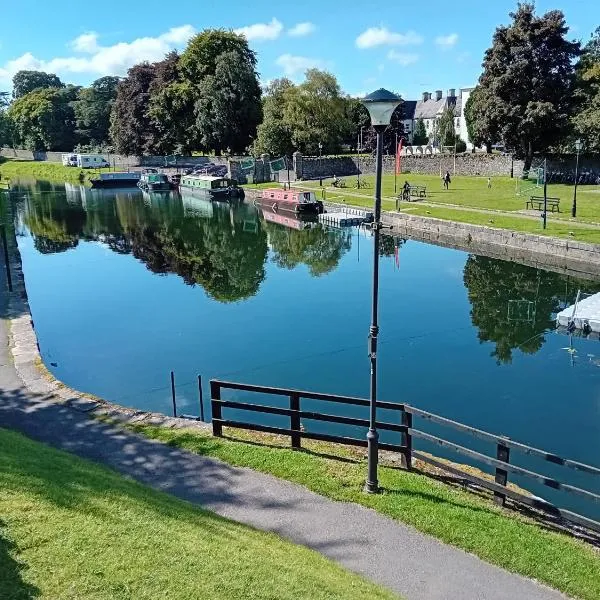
top-left (184, 174), bottom-right (228, 181)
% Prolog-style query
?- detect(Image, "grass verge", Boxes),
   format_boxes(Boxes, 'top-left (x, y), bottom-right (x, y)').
top-left (0, 427), bottom-right (397, 600)
top-left (124, 422), bottom-right (600, 600)
top-left (0, 158), bottom-right (112, 185)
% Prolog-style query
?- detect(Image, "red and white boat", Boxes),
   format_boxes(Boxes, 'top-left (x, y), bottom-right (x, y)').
top-left (256, 188), bottom-right (323, 215)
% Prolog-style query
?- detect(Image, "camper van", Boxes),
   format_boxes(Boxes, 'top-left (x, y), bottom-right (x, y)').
top-left (76, 154), bottom-right (110, 169)
top-left (61, 153), bottom-right (78, 167)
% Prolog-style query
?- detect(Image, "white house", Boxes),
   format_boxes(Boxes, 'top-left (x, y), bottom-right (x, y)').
top-left (401, 88), bottom-right (475, 149)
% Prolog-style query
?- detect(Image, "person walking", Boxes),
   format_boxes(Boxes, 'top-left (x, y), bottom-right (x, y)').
top-left (487, 177), bottom-right (492, 189)
top-left (443, 171), bottom-right (451, 190)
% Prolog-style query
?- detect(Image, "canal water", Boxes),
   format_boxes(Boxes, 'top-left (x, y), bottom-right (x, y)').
top-left (9, 180), bottom-right (600, 520)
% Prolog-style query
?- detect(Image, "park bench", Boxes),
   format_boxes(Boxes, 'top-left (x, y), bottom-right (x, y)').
top-left (527, 196), bottom-right (560, 212)
top-left (398, 185), bottom-right (427, 203)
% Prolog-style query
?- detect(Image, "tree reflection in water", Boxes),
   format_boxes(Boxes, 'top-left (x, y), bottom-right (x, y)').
top-left (463, 255), bottom-right (600, 364)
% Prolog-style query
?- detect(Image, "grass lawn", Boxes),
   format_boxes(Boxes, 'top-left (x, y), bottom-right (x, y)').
top-left (124, 423), bottom-right (600, 600)
top-left (0, 158), bottom-right (114, 185)
top-left (0, 428), bottom-right (397, 600)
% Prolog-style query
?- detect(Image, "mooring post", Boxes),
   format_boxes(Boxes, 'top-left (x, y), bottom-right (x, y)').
top-left (494, 441), bottom-right (510, 506)
top-left (290, 393), bottom-right (301, 449)
top-left (211, 380), bottom-right (222, 436)
top-left (170, 370), bottom-right (177, 418)
top-left (198, 374), bottom-right (205, 422)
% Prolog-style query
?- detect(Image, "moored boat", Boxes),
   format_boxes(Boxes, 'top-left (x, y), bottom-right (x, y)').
top-left (138, 172), bottom-right (172, 191)
top-left (90, 172), bottom-right (141, 189)
top-left (179, 174), bottom-right (244, 200)
top-left (255, 188), bottom-right (323, 215)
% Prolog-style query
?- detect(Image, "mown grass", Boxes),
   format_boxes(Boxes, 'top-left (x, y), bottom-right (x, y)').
top-left (0, 428), bottom-right (397, 600)
top-left (0, 158), bottom-right (113, 185)
top-left (124, 423), bottom-right (600, 600)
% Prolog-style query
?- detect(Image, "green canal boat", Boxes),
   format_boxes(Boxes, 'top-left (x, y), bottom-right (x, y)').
top-left (138, 172), bottom-right (172, 192)
top-left (179, 174), bottom-right (243, 200)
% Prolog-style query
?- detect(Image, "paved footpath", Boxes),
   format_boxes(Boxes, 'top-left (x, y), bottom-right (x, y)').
top-left (0, 291), bottom-right (568, 599)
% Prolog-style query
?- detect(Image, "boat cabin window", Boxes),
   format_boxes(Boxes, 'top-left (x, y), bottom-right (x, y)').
top-left (270, 193), bottom-right (275, 198)
top-left (283, 194), bottom-right (288, 199)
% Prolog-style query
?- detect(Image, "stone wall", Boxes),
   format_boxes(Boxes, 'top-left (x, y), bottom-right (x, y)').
top-left (383, 211), bottom-right (600, 279)
top-left (296, 153), bottom-right (526, 179)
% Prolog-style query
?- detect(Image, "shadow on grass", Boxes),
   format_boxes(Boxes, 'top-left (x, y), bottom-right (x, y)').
top-left (0, 519), bottom-right (40, 600)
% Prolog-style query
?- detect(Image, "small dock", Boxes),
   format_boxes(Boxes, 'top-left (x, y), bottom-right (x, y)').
top-left (556, 291), bottom-right (600, 333)
top-left (318, 206), bottom-right (373, 228)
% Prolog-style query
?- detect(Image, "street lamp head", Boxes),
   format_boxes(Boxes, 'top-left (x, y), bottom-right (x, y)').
top-left (575, 139), bottom-right (583, 153)
top-left (361, 88), bottom-right (402, 128)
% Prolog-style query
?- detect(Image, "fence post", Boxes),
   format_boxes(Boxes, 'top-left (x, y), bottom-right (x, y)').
top-left (494, 442), bottom-right (510, 506)
top-left (170, 371), bottom-right (177, 418)
top-left (290, 393), bottom-right (301, 449)
top-left (210, 380), bottom-right (222, 436)
top-left (401, 410), bottom-right (412, 469)
top-left (198, 374), bottom-right (205, 422)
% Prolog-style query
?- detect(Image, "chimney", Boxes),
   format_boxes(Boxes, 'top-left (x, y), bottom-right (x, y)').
top-left (448, 88), bottom-right (456, 98)
top-left (422, 91), bottom-right (429, 102)
top-left (435, 90), bottom-right (443, 101)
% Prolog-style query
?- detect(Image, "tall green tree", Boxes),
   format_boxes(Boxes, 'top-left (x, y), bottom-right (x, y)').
top-left (573, 27), bottom-right (600, 152)
top-left (464, 88), bottom-right (493, 152)
top-left (12, 70), bottom-right (64, 99)
top-left (255, 78), bottom-right (296, 156)
top-left (109, 63), bottom-right (157, 155)
top-left (147, 52), bottom-right (191, 154)
top-left (73, 76), bottom-right (120, 149)
top-left (8, 87), bottom-right (76, 151)
top-left (179, 30), bottom-right (262, 154)
top-left (412, 118), bottom-right (428, 145)
top-left (464, 3), bottom-right (580, 169)
top-left (437, 106), bottom-right (457, 148)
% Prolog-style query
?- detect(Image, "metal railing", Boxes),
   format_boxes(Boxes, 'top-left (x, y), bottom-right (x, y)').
top-left (210, 379), bottom-right (600, 534)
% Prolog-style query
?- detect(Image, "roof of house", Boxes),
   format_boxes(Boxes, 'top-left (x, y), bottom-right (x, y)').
top-left (414, 97), bottom-right (446, 119)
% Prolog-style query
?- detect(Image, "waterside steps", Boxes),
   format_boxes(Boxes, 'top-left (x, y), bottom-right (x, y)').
top-left (318, 206), bottom-right (373, 227)
top-left (556, 290), bottom-right (600, 334)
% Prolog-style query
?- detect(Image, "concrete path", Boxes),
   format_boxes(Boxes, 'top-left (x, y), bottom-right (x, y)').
top-left (0, 284), bottom-right (568, 599)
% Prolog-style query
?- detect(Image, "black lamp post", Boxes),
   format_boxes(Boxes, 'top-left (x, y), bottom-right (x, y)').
top-left (360, 88), bottom-right (402, 494)
top-left (318, 142), bottom-right (323, 186)
top-left (572, 139), bottom-right (583, 218)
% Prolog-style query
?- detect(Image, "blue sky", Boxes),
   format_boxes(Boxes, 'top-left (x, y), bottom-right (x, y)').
top-left (1, 0), bottom-right (595, 99)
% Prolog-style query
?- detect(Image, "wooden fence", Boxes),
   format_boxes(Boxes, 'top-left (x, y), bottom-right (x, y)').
top-left (210, 379), bottom-right (600, 534)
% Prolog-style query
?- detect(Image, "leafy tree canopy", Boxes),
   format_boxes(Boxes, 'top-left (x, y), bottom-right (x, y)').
top-left (464, 3), bottom-right (579, 168)
top-left (13, 71), bottom-right (64, 99)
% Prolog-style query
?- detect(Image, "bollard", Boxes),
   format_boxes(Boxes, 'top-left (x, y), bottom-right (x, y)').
top-left (198, 374), bottom-right (205, 421)
top-left (170, 371), bottom-right (177, 417)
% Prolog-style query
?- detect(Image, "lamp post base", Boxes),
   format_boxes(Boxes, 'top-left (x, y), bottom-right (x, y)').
top-left (364, 427), bottom-right (379, 494)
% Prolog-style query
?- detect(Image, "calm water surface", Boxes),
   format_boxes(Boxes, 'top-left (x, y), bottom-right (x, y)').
top-left (12, 180), bottom-right (600, 519)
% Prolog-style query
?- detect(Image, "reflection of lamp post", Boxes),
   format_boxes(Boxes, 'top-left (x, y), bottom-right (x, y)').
top-left (360, 88), bottom-right (402, 494)
top-left (318, 142), bottom-right (323, 186)
top-left (572, 139), bottom-right (583, 218)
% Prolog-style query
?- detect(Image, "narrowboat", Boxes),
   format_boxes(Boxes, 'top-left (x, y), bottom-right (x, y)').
top-left (179, 174), bottom-right (244, 200)
top-left (256, 188), bottom-right (323, 215)
top-left (138, 172), bottom-right (172, 192)
top-left (90, 171), bottom-right (141, 189)
top-left (260, 207), bottom-right (318, 230)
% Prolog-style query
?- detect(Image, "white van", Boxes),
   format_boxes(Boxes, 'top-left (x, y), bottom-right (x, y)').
top-left (77, 154), bottom-right (110, 169)
top-left (62, 153), bottom-right (78, 167)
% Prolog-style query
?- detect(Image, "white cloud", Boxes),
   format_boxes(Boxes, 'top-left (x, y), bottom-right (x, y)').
top-left (235, 18), bottom-right (283, 41)
top-left (0, 26), bottom-right (196, 84)
top-left (435, 33), bottom-right (459, 49)
top-left (356, 27), bottom-right (423, 49)
top-left (71, 32), bottom-right (99, 54)
top-left (288, 22), bottom-right (316, 37)
top-left (275, 54), bottom-right (324, 76)
top-left (387, 50), bottom-right (419, 66)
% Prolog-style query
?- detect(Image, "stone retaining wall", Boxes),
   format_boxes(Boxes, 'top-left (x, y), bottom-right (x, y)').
top-left (383, 211), bottom-right (600, 279)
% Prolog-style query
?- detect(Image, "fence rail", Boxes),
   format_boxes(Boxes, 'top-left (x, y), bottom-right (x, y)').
top-left (210, 379), bottom-right (600, 534)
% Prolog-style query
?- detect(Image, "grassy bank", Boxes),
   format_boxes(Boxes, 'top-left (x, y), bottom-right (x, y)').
top-left (125, 422), bottom-right (600, 600)
top-left (0, 158), bottom-right (112, 185)
top-left (0, 428), bottom-right (396, 600)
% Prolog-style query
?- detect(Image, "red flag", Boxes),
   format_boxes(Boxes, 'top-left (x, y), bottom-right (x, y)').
top-left (395, 138), bottom-right (404, 175)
